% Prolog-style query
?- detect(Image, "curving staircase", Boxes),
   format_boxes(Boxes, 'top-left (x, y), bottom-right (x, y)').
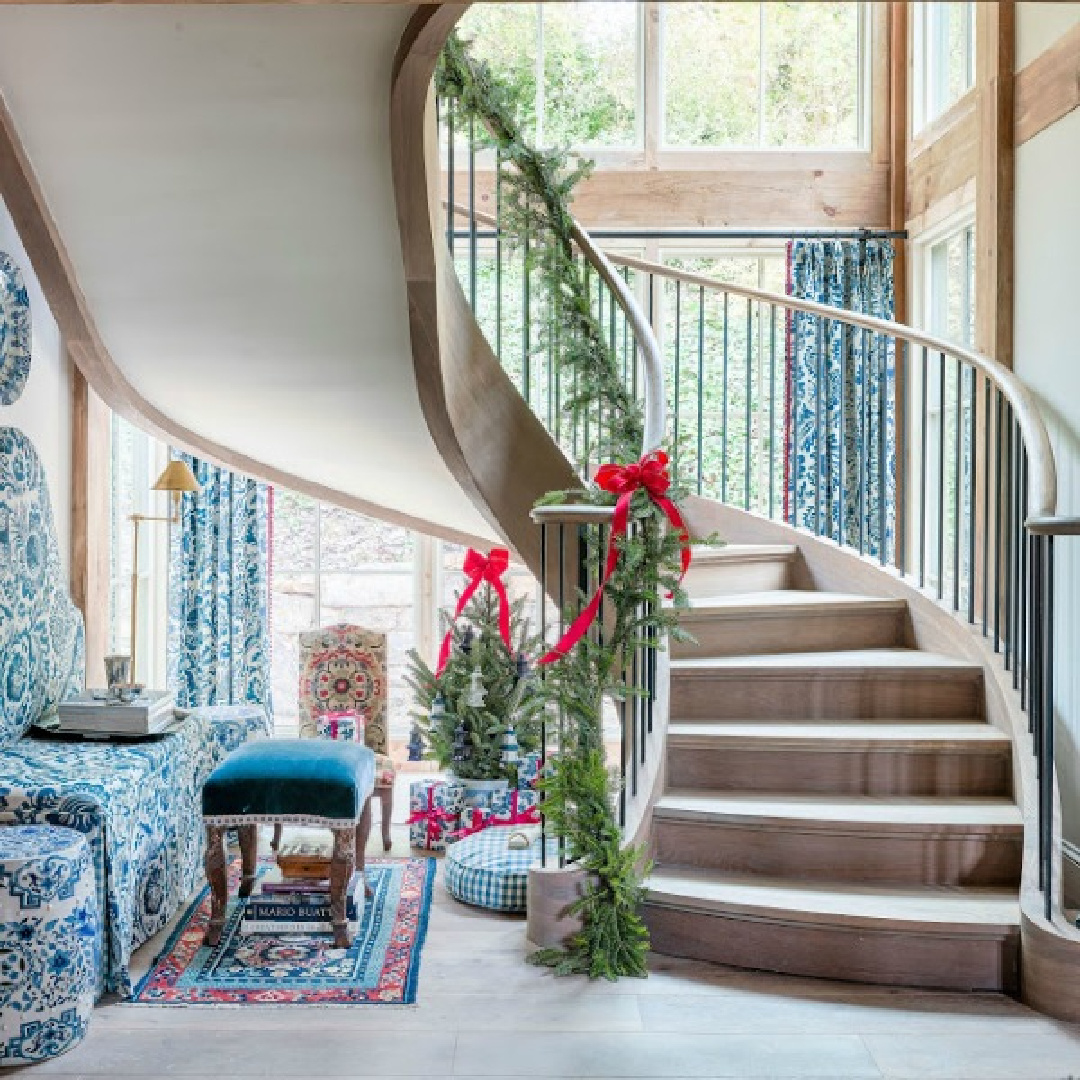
top-left (644, 543), bottom-right (1022, 992)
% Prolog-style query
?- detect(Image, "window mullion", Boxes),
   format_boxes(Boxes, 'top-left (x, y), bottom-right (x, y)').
top-left (758, 1), bottom-right (767, 148)
top-left (314, 502), bottom-right (322, 628)
top-left (535, 2), bottom-right (545, 147)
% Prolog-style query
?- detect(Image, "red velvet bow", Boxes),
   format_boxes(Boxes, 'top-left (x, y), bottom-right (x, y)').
top-left (406, 787), bottom-right (457, 847)
top-left (435, 547), bottom-right (513, 676)
top-left (539, 450), bottom-right (691, 665)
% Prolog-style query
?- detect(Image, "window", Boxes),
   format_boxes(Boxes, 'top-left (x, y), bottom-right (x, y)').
top-left (913, 2), bottom-right (975, 132)
top-left (663, 3), bottom-right (865, 149)
top-left (923, 220), bottom-right (975, 347)
top-left (107, 414), bottom-right (169, 688)
top-left (457, 2), bottom-right (642, 148)
top-left (455, 2), bottom-right (869, 155)
top-left (270, 491), bottom-right (417, 739)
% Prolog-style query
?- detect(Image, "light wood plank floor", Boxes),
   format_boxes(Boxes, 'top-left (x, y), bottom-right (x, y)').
top-left (20, 779), bottom-right (1080, 1080)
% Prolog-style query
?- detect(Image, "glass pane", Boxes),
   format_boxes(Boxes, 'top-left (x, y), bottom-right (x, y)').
top-left (926, 2), bottom-right (975, 124)
top-left (763, 3), bottom-right (861, 148)
top-left (320, 571), bottom-right (415, 740)
top-left (270, 573), bottom-right (317, 735)
top-left (271, 487), bottom-right (317, 572)
top-left (663, 3), bottom-right (761, 147)
top-left (319, 505), bottom-right (413, 570)
top-left (541, 3), bottom-right (639, 148)
top-left (457, 4), bottom-right (540, 143)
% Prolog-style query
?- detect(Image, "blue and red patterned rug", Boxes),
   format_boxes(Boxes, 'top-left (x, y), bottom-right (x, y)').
top-left (132, 857), bottom-right (435, 1005)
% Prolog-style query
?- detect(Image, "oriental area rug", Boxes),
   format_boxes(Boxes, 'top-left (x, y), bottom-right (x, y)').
top-left (132, 857), bottom-right (435, 1005)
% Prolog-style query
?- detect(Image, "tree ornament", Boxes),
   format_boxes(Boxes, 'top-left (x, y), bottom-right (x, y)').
top-left (460, 625), bottom-right (475, 657)
top-left (407, 722), bottom-right (424, 762)
top-left (451, 714), bottom-right (471, 764)
top-left (499, 722), bottom-right (521, 768)
top-left (465, 667), bottom-right (487, 708)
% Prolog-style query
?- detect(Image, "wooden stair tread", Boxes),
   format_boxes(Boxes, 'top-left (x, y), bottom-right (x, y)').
top-left (671, 648), bottom-right (981, 674)
top-left (644, 868), bottom-right (1020, 933)
top-left (655, 791), bottom-right (1023, 830)
top-left (679, 591), bottom-right (907, 616)
top-left (667, 721), bottom-right (1010, 749)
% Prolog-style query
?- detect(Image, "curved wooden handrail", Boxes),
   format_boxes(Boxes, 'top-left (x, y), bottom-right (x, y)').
top-left (608, 252), bottom-right (1058, 521)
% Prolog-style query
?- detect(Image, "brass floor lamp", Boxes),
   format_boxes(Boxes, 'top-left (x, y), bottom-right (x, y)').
top-left (128, 459), bottom-right (199, 686)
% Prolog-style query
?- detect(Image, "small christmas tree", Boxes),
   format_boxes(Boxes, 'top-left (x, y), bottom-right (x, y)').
top-left (407, 585), bottom-right (542, 781)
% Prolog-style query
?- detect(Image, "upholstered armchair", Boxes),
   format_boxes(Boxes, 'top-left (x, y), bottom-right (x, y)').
top-left (296, 624), bottom-right (397, 851)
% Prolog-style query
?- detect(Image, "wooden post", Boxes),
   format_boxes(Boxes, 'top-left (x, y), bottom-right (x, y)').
top-left (70, 362), bottom-right (110, 689)
top-left (974, 0), bottom-right (1015, 369)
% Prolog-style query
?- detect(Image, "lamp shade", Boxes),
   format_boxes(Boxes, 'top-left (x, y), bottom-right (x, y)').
top-left (151, 459), bottom-right (199, 494)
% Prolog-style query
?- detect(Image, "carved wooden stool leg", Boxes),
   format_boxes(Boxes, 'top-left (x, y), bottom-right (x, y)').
top-left (271, 823), bottom-right (283, 851)
top-left (356, 796), bottom-right (375, 899)
top-left (329, 826), bottom-right (356, 949)
top-left (378, 784), bottom-right (393, 852)
top-left (204, 825), bottom-right (228, 947)
top-left (238, 824), bottom-right (258, 898)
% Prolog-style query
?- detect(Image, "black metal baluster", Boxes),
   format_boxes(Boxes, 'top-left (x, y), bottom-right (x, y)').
top-left (522, 223), bottom-right (531, 408)
top-left (878, 332), bottom-right (887, 565)
top-left (697, 286), bottom-right (705, 496)
top-left (1003, 404), bottom-right (1014, 669)
top-left (1019, 447), bottom-right (1029, 705)
top-left (953, 357), bottom-right (962, 611)
top-left (539, 520), bottom-right (547, 867)
top-left (1043, 534), bottom-right (1055, 920)
top-left (816, 315), bottom-right (825, 538)
top-left (769, 305), bottom-right (777, 520)
top-left (968, 366), bottom-right (978, 624)
top-left (673, 281), bottom-right (682, 483)
top-left (860, 329), bottom-right (870, 557)
top-left (919, 347), bottom-right (928, 588)
top-left (446, 97), bottom-right (455, 256)
top-left (745, 299), bottom-right (754, 511)
top-left (468, 116), bottom-right (477, 310)
top-left (495, 151), bottom-right (503, 360)
top-left (994, 391), bottom-right (1004, 652)
top-left (937, 353), bottom-right (946, 600)
top-left (838, 320), bottom-right (847, 546)
top-left (982, 376), bottom-right (991, 635)
top-left (722, 293), bottom-right (730, 503)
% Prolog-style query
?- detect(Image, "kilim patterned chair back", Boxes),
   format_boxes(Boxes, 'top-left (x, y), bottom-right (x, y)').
top-left (298, 625), bottom-right (388, 756)
top-left (295, 624), bottom-right (395, 851)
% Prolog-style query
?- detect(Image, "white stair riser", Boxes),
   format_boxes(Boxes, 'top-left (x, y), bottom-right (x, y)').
top-left (684, 558), bottom-right (793, 598)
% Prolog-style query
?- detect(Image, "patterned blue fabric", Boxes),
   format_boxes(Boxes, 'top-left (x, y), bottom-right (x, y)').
top-left (0, 426), bottom-right (85, 747)
top-left (0, 252), bottom-right (31, 406)
top-left (444, 825), bottom-right (552, 913)
top-left (0, 826), bottom-right (98, 1065)
top-left (0, 705), bottom-right (269, 997)
top-left (167, 455), bottom-right (270, 710)
top-left (787, 241), bottom-right (896, 561)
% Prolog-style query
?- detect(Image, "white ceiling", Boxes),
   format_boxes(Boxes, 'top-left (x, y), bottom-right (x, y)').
top-left (0, 4), bottom-right (495, 540)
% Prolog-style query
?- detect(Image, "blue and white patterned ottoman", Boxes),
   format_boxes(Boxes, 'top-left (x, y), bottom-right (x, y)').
top-left (444, 826), bottom-right (553, 913)
top-left (0, 825), bottom-right (99, 1067)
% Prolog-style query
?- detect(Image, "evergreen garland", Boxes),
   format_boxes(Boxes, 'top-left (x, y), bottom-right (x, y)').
top-left (438, 31), bottom-right (692, 980)
top-left (437, 31), bottom-right (643, 470)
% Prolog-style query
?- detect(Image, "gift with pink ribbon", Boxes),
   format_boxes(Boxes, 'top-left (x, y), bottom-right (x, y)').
top-left (407, 779), bottom-right (464, 851)
top-left (447, 805), bottom-right (492, 843)
top-left (490, 788), bottom-right (541, 826)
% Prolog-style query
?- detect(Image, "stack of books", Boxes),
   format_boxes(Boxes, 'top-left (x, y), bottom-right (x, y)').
top-left (56, 690), bottom-right (177, 737)
top-left (240, 871), bottom-right (364, 935)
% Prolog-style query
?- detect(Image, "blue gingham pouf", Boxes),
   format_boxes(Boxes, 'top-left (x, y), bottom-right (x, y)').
top-left (444, 826), bottom-right (549, 913)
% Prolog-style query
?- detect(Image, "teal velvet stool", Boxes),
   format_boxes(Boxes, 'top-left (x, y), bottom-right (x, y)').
top-left (201, 739), bottom-right (376, 948)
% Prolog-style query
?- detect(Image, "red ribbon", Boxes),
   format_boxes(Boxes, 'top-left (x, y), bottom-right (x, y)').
top-left (406, 786), bottom-right (456, 847)
top-left (435, 547), bottom-right (513, 676)
top-left (497, 789), bottom-right (541, 826)
top-left (447, 806), bottom-right (491, 842)
top-left (539, 450), bottom-right (691, 665)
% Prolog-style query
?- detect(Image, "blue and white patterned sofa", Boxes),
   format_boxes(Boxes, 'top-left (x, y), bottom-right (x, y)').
top-left (0, 426), bottom-right (268, 996)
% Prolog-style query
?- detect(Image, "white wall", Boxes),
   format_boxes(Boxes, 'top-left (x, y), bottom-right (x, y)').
top-left (0, 196), bottom-right (72, 573)
top-left (1013, 4), bottom-right (1080, 841)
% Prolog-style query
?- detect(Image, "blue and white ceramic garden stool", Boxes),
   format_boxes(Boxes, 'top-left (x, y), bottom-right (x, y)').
top-left (0, 825), bottom-right (99, 1068)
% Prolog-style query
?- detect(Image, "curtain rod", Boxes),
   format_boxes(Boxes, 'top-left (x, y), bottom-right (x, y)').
top-left (453, 227), bottom-right (906, 241)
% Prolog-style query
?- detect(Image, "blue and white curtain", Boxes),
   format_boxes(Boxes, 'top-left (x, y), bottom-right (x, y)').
top-left (786, 240), bottom-right (896, 560)
top-left (167, 455), bottom-right (270, 710)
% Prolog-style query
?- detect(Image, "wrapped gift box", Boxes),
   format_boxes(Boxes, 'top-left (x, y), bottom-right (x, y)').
top-left (446, 805), bottom-right (492, 844)
top-left (315, 710), bottom-right (363, 742)
top-left (408, 779), bottom-right (465, 851)
top-left (516, 751), bottom-right (542, 790)
top-left (490, 788), bottom-right (541, 825)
